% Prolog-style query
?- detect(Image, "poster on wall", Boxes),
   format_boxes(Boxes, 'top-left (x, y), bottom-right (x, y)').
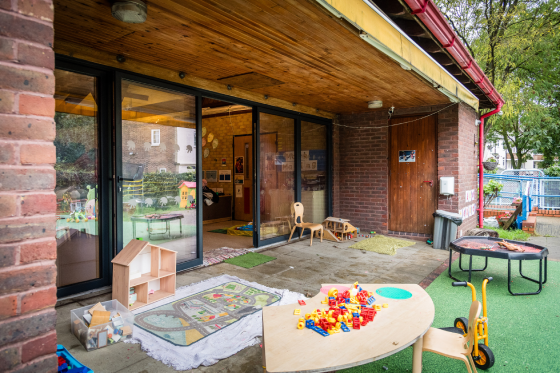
top-left (284, 151), bottom-right (295, 162)
top-left (235, 175), bottom-right (244, 184)
top-left (303, 161), bottom-right (318, 171)
top-left (282, 162), bottom-right (294, 172)
top-left (219, 170), bottom-right (231, 182)
top-left (236, 184), bottom-right (242, 198)
top-left (399, 150), bottom-right (416, 162)
top-left (235, 156), bottom-right (244, 174)
top-left (301, 150), bottom-right (309, 161)
top-left (206, 170), bottom-right (217, 183)
top-left (221, 158), bottom-right (227, 166)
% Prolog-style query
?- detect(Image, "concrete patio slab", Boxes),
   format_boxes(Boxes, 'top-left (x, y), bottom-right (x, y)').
top-left (55, 236), bottom-right (450, 373)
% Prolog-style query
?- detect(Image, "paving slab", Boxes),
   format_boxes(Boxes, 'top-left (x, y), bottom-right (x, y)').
top-left (55, 237), bottom-right (446, 373)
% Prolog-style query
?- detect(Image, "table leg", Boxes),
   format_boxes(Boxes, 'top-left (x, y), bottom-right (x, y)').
top-left (180, 218), bottom-right (183, 236)
top-left (133, 221), bottom-right (136, 239)
top-left (412, 336), bottom-right (423, 373)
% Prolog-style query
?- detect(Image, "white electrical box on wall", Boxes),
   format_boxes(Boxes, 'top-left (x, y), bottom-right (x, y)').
top-left (440, 177), bottom-right (455, 195)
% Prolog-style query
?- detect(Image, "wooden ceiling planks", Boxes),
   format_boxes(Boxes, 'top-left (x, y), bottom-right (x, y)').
top-left (53, 0), bottom-right (450, 113)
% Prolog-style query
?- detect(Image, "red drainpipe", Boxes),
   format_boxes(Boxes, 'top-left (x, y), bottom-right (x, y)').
top-left (478, 104), bottom-right (503, 227)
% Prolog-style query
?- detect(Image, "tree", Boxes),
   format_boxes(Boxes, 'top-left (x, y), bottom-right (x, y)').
top-left (435, 0), bottom-right (560, 166)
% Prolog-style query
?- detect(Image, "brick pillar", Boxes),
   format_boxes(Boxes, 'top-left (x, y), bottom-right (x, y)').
top-left (0, 1), bottom-right (58, 372)
top-left (437, 103), bottom-right (479, 235)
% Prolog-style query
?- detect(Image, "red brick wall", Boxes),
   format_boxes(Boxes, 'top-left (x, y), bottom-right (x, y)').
top-left (0, 1), bottom-right (58, 372)
top-left (332, 103), bottom-right (479, 239)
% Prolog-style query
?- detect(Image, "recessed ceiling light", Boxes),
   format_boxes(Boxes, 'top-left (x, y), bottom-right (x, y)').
top-left (112, 0), bottom-right (147, 24)
top-left (368, 100), bottom-right (383, 109)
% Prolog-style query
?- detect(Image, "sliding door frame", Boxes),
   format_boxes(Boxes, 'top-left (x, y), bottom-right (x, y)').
top-left (54, 60), bottom-right (113, 298)
top-left (114, 71), bottom-right (204, 271)
top-left (56, 54), bottom-right (333, 278)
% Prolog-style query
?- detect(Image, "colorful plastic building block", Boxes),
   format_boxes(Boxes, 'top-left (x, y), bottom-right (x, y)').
top-left (305, 319), bottom-right (315, 328)
top-left (383, 303), bottom-right (389, 308)
top-left (298, 300), bottom-right (306, 306)
top-left (340, 322), bottom-right (350, 332)
top-left (367, 296), bottom-right (375, 305)
top-left (294, 309), bottom-right (301, 315)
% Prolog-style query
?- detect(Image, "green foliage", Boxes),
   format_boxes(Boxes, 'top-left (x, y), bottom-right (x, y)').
top-left (124, 171), bottom-right (196, 201)
top-left (483, 226), bottom-right (531, 241)
top-left (436, 0), bottom-right (560, 168)
top-left (483, 179), bottom-right (503, 207)
top-left (544, 164), bottom-right (560, 177)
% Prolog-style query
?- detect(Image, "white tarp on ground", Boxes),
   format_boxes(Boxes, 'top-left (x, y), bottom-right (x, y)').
top-left (126, 274), bottom-right (304, 370)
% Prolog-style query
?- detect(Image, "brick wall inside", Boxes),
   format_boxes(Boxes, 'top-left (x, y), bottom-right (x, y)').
top-left (201, 112), bottom-right (252, 195)
top-left (333, 103), bottom-right (479, 239)
top-left (0, 1), bottom-right (58, 372)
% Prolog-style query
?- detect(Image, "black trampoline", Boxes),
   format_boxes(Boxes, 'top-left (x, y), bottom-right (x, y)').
top-left (449, 236), bottom-right (548, 296)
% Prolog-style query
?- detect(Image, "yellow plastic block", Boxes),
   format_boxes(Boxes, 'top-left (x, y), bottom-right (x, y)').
top-left (294, 309), bottom-right (301, 315)
top-left (297, 322), bottom-right (304, 330)
top-left (383, 303), bottom-right (389, 308)
top-left (305, 313), bottom-right (311, 320)
top-left (374, 305), bottom-right (382, 311)
top-left (298, 318), bottom-right (305, 323)
top-left (328, 287), bottom-right (339, 297)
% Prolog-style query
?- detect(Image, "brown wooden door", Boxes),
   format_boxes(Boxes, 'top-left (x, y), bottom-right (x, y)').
top-left (389, 115), bottom-right (437, 234)
top-left (234, 135), bottom-right (253, 221)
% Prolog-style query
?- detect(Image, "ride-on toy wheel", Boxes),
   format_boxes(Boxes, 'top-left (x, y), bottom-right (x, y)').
top-left (473, 344), bottom-right (495, 370)
top-left (454, 317), bottom-right (468, 337)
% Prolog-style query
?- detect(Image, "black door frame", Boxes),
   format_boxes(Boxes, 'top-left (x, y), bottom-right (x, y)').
top-left (253, 107), bottom-right (332, 247)
top-left (114, 72), bottom-right (204, 272)
top-left (54, 60), bottom-right (113, 298)
top-left (55, 54), bottom-right (332, 289)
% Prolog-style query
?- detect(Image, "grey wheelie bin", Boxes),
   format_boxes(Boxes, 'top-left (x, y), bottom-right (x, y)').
top-left (432, 210), bottom-right (463, 250)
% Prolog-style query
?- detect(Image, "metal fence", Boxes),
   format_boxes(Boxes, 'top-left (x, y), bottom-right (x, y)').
top-left (482, 173), bottom-right (560, 211)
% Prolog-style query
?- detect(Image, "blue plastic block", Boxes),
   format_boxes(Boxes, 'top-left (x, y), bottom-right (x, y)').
top-left (367, 296), bottom-right (375, 305)
top-left (345, 298), bottom-right (350, 304)
top-left (58, 363), bottom-right (68, 372)
top-left (358, 286), bottom-right (362, 292)
top-left (312, 326), bottom-right (329, 336)
top-left (56, 345), bottom-right (93, 373)
top-left (339, 305), bottom-right (346, 310)
top-left (305, 319), bottom-right (315, 328)
top-left (328, 297), bottom-right (335, 300)
top-left (340, 323), bottom-right (350, 332)
top-left (353, 312), bottom-right (360, 318)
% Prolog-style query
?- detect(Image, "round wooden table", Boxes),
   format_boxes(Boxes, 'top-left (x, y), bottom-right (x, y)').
top-left (262, 284), bottom-right (434, 373)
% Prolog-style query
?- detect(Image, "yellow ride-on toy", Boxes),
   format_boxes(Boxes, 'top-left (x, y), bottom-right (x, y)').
top-left (442, 277), bottom-right (495, 370)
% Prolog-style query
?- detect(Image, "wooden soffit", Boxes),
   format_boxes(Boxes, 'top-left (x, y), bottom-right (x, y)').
top-left (53, 0), bottom-right (463, 114)
top-left (318, 0), bottom-right (479, 110)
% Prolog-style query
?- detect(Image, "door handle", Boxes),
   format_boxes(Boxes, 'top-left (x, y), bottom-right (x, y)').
top-left (118, 176), bottom-right (135, 183)
top-left (423, 180), bottom-right (433, 187)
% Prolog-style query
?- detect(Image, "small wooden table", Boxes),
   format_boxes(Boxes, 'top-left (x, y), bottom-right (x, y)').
top-left (262, 284), bottom-right (434, 373)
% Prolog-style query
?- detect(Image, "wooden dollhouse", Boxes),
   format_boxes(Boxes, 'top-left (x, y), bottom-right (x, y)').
top-left (111, 240), bottom-right (177, 311)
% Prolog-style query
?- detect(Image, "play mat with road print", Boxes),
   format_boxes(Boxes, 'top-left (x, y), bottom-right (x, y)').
top-left (134, 282), bottom-right (281, 346)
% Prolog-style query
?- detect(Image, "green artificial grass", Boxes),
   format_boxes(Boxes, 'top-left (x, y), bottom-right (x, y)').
top-left (223, 252), bottom-right (276, 268)
top-left (340, 256), bottom-right (560, 373)
top-left (484, 226), bottom-right (531, 241)
top-left (208, 228), bottom-right (228, 234)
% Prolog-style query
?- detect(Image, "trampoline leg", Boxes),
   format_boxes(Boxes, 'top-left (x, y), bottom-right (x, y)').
top-left (458, 254), bottom-right (488, 273)
top-left (520, 258), bottom-right (548, 285)
top-left (508, 259), bottom-right (543, 296)
top-left (448, 249), bottom-right (461, 282)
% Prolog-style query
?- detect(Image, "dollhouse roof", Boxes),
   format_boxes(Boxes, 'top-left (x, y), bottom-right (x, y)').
top-left (178, 181), bottom-right (196, 188)
top-left (111, 239), bottom-right (149, 266)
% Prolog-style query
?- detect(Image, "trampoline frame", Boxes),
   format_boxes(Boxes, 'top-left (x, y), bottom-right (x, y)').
top-left (448, 236), bottom-right (548, 296)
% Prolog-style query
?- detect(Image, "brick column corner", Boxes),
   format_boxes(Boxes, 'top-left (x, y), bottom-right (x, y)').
top-left (0, 1), bottom-right (58, 372)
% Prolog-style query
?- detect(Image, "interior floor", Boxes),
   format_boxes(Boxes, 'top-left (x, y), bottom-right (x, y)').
top-left (203, 220), bottom-right (254, 251)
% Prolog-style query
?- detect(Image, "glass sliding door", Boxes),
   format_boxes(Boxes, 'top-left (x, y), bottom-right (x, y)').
top-left (257, 111), bottom-right (296, 243)
top-left (300, 121), bottom-right (328, 223)
top-left (54, 65), bottom-right (111, 297)
top-left (117, 77), bottom-right (200, 267)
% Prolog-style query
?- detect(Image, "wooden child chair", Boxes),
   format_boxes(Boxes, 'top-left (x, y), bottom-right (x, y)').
top-left (422, 300), bottom-right (482, 373)
top-left (288, 202), bottom-right (323, 246)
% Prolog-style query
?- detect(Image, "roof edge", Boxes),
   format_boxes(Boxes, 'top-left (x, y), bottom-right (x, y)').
top-left (401, 0), bottom-right (504, 109)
